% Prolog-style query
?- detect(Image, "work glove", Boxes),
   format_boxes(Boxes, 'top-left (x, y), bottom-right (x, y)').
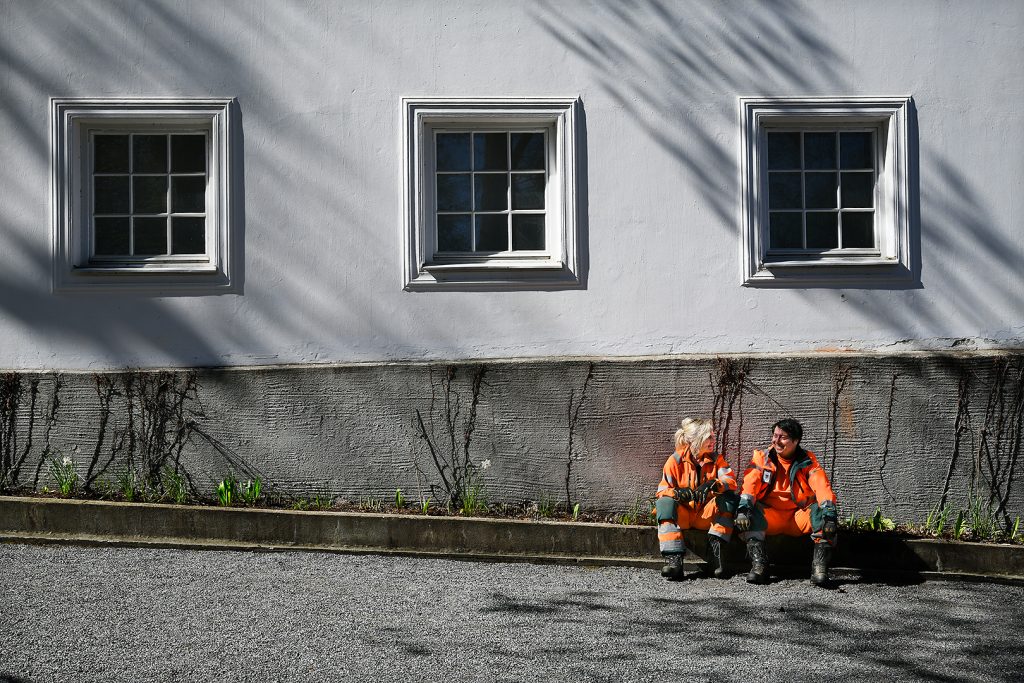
top-left (673, 488), bottom-right (696, 504)
top-left (820, 500), bottom-right (838, 541)
top-left (693, 479), bottom-right (721, 505)
top-left (735, 506), bottom-right (752, 531)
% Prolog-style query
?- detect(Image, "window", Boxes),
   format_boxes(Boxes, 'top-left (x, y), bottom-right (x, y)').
top-left (51, 98), bottom-right (237, 291)
top-left (739, 97), bottom-right (913, 286)
top-left (402, 98), bottom-right (581, 289)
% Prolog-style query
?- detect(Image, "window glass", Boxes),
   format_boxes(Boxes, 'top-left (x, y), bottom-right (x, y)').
top-left (90, 132), bottom-right (208, 258)
top-left (433, 128), bottom-right (547, 255)
top-left (765, 130), bottom-right (876, 253)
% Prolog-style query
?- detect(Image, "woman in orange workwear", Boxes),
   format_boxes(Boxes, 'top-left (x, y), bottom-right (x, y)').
top-left (734, 418), bottom-right (839, 586)
top-left (654, 417), bottom-right (739, 580)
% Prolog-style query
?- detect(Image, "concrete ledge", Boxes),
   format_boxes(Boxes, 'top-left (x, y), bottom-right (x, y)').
top-left (2, 496), bottom-right (1023, 582)
top-left (0, 496), bottom-right (660, 568)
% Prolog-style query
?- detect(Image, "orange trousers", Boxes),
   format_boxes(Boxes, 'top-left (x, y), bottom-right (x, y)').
top-left (656, 496), bottom-right (735, 554)
top-left (739, 502), bottom-right (834, 546)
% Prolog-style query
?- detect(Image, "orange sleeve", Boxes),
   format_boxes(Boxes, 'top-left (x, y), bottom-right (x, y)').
top-left (655, 454), bottom-right (682, 499)
top-left (806, 452), bottom-right (837, 504)
top-left (740, 450), bottom-right (766, 499)
top-left (714, 455), bottom-right (738, 491)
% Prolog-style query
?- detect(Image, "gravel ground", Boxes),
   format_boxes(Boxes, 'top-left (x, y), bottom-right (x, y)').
top-left (1, 543), bottom-right (1022, 683)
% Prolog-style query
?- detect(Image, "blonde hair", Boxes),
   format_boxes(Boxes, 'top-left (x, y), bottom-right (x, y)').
top-left (674, 417), bottom-right (714, 454)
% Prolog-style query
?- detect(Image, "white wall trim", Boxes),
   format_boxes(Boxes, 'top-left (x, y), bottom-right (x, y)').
top-left (400, 97), bottom-right (582, 290)
top-left (50, 97), bottom-right (238, 293)
top-left (738, 96), bottom-right (914, 287)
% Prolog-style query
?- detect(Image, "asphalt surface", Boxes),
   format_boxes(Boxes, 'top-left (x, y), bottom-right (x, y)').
top-left (1, 543), bottom-right (1022, 683)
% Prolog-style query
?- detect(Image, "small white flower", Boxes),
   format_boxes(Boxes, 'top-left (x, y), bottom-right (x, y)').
top-left (479, 459), bottom-right (491, 471)
top-left (62, 456), bottom-right (73, 467)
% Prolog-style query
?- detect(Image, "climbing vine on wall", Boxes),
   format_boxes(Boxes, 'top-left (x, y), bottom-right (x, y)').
top-left (413, 364), bottom-right (487, 508)
top-left (564, 362), bottom-right (594, 509)
top-left (0, 373), bottom-right (62, 492)
top-left (84, 370), bottom-right (204, 494)
top-left (710, 357), bottom-right (752, 472)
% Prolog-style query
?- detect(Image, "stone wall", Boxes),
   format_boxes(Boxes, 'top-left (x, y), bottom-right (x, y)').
top-left (1, 352), bottom-right (1021, 525)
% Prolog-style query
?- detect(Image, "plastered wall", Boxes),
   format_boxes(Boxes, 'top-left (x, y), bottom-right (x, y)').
top-left (1, 353), bottom-right (1021, 522)
top-left (0, 1), bottom-right (1021, 370)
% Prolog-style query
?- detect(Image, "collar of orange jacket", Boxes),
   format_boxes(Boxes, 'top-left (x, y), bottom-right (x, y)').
top-left (676, 443), bottom-right (715, 464)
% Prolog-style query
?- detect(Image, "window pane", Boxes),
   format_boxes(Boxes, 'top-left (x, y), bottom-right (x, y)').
top-left (840, 132), bottom-right (874, 169)
top-left (841, 172), bottom-right (874, 208)
top-left (806, 212), bottom-right (838, 249)
top-left (94, 135), bottom-right (129, 173)
top-left (436, 133), bottom-right (471, 172)
top-left (171, 135), bottom-right (206, 173)
top-left (475, 214), bottom-right (508, 251)
top-left (805, 172), bottom-right (838, 209)
top-left (474, 133), bottom-right (507, 171)
top-left (436, 174), bottom-right (471, 211)
top-left (474, 173), bottom-right (508, 211)
top-left (768, 172), bottom-right (801, 210)
top-left (511, 173), bottom-right (545, 210)
top-left (133, 176), bottom-right (168, 213)
top-left (93, 217), bottom-right (130, 255)
top-left (94, 176), bottom-right (129, 214)
top-left (133, 135), bottom-right (168, 173)
top-left (769, 212), bottom-right (802, 249)
top-left (512, 215), bottom-right (545, 250)
top-left (510, 133), bottom-right (545, 170)
top-left (133, 217), bottom-right (167, 255)
top-left (803, 132), bottom-right (836, 169)
top-left (438, 215), bottom-right (473, 252)
top-left (842, 212), bottom-right (874, 248)
top-left (171, 217), bottom-right (206, 254)
top-left (766, 132), bottom-right (800, 170)
top-left (437, 214), bottom-right (472, 252)
top-left (172, 176), bottom-right (206, 213)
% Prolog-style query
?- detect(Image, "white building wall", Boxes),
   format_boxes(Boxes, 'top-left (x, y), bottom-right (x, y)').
top-left (0, 0), bottom-right (1021, 370)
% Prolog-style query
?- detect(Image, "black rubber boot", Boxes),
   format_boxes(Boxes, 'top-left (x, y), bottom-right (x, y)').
top-left (811, 543), bottom-right (832, 586)
top-left (707, 536), bottom-right (728, 579)
top-left (661, 552), bottom-right (685, 581)
top-left (746, 538), bottom-right (768, 584)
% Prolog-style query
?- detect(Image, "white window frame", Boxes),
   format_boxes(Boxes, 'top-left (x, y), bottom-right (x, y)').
top-left (51, 97), bottom-right (237, 292)
top-left (402, 97), bottom-right (581, 290)
top-left (739, 96), bottom-right (914, 286)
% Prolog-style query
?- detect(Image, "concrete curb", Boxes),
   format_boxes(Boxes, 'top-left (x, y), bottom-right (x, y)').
top-left (0, 496), bottom-right (660, 568)
top-left (2, 495), bottom-right (1023, 582)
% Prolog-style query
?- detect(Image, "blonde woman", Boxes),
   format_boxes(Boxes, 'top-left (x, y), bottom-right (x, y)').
top-left (655, 417), bottom-right (739, 580)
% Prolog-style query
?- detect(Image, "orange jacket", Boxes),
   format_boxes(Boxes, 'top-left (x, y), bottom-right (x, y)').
top-left (656, 445), bottom-right (737, 510)
top-left (740, 447), bottom-right (836, 510)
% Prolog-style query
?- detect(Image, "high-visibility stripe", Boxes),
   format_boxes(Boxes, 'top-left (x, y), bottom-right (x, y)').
top-left (660, 539), bottom-right (685, 553)
top-left (659, 522), bottom-right (682, 534)
top-left (717, 467), bottom-right (733, 481)
top-left (665, 472), bottom-right (676, 486)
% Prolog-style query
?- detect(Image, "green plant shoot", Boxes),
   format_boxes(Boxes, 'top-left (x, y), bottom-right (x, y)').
top-left (216, 475), bottom-right (237, 506)
top-left (240, 478), bottom-right (262, 506)
top-left (48, 455), bottom-right (78, 497)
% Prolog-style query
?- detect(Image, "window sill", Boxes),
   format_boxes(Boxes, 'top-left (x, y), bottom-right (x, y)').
top-left (745, 259), bottom-right (914, 287)
top-left (763, 256), bottom-right (894, 268)
top-left (407, 259), bottom-right (579, 290)
top-left (423, 259), bottom-right (566, 272)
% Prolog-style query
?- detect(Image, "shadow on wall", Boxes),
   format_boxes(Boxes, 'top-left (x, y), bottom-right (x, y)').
top-left (0, 1), bottom-right (424, 367)
top-left (1, 1), bottom-right (1019, 367)
top-left (529, 0), bottom-right (1022, 336)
